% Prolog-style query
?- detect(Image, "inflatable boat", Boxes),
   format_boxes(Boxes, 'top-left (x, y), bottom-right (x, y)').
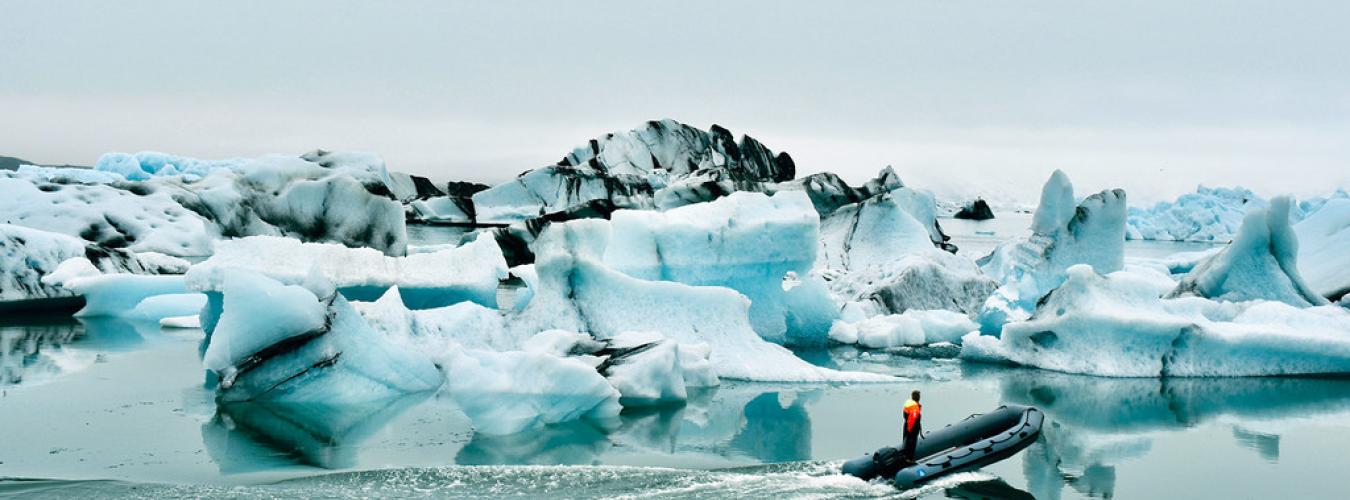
top-left (841, 405), bottom-right (1044, 489)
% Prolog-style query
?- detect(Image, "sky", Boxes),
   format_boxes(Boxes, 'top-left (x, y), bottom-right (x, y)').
top-left (2, 0), bottom-right (1348, 205)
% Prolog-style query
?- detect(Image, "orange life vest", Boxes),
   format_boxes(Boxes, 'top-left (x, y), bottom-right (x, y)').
top-left (902, 399), bottom-right (921, 434)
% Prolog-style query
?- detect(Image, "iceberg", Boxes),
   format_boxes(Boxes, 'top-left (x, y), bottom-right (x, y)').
top-left (1294, 198), bottom-right (1350, 301)
top-left (466, 120), bottom-right (794, 224)
top-left (1126, 186), bottom-right (1265, 242)
top-left (60, 274), bottom-right (204, 321)
top-left (0, 224), bottom-right (185, 312)
top-left (512, 219), bottom-right (889, 382)
top-left (816, 187), bottom-right (994, 317)
top-left (1170, 197), bottom-right (1328, 307)
top-left (961, 265), bottom-right (1350, 377)
top-left (187, 233), bottom-right (508, 309)
top-left (828, 309), bottom-right (977, 348)
top-left (977, 170), bottom-right (1126, 333)
top-left (200, 271), bottom-right (443, 403)
top-left (604, 191), bottom-right (837, 345)
top-left (774, 166), bottom-right (904, 216)
top-left (442, 347), bottom-right (622, 436)
top-left (7, 153), bottom-right (409, 257)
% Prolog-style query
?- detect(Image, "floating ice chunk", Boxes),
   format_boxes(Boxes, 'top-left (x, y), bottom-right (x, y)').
top-left (188, 233), bottom-right (508, 309)
top-left (597, 331), bottom-right (689, 406)
top-left (1127, 186), bottom-right (1265, 242)
top-left (961, 265), bottom-right (1350, 377)
top-left (1170, 197), bottom-right (1328, 307)
top-left (202, 272), bottom-right (328, 375)
top-left (815, 187), bottom-right (991, 317)
top-left (515, 220), bottom-right (889, 382)
top-left (353, 286), bottom-right (512, 351)
top-left (443, 348), bottom-right (622, 436)
top-left (61, 274), bottom-right (192, 318)
top-left (829, 309), bottom-right (977, 348)
top-left (1, 225), bottom-right (180, 311)
top-left (1294, 198), bottom-right (1350, 301)
top-left (604, 191), bottom-right (837, 345)
top-left (978, 171), bottom-right (1126, 333)
top-left (0, 175), bottom-right (217, 256)
top-left (204, 272), bottom-right (442, 403)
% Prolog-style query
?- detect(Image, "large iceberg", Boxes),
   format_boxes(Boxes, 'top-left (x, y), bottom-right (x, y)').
top-left (6, 152), bottom-right (408, 257)
top-left (1169, 197), bottom-right (1327, 307)
top-left (961, 265), bottom-right (1350, 377)
top-left (604, 191), bottom-right (837, 345)
top-left (442, 347), bottom-right (623, 436)
top-left (187, 233), bottom-right (508, 309)
top-left (0, 224), bottom-right (184, 312)
top-left (1126, 186), bottom-right (1265, 242)
top-left (977, 170), bottom-right (1126, 333)
top-left (462, 120), bottom-right (795, 225)
top-left (510, 219), bottom-right (888, 382)
top-left (816, 187), bottom-right (994, 317)
top-left (1294, 198), bottom-right (1350, 301)
top-left (198, 271), bottom-right (443, 403)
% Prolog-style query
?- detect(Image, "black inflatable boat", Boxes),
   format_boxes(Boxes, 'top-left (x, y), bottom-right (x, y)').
top-left (841, 405), bottom-right (1044, 489)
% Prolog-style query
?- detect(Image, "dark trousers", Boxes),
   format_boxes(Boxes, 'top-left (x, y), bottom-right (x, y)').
top-left (902, 430), bottom-right (919, 461)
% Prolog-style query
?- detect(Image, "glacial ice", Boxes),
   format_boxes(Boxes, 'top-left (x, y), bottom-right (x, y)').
top-left (201, 271), bottom-right (443, 403)
top-left (604, 191), bottom-right (837, 345)
top-left (1170, 197), bottom-right (1328, 307)
top-left (7, 153), bottom-right (409, 256)
top-left (1126, 186), bottom-right (1265, 242)
top-left (1294, 198), bottom-right (1350, 301)
top-left (61, 274), bottom-right (204, 321)
top-left (961, 265), bottom-right (1350, 377)
top-left (442, 347), bottom-right (622, 436)
top-left (0, 224), bottom-right (185, 309)
top-left (816, 187), bottom-right (994, 317)
top-left (512, 219), bottom-right (889, 382)
top-left (977, 170), bottom-right (1126, 333)
top-left (828, 309), bottom-right (977, 348)
top-left (187, 233), bottom-right (508, 309)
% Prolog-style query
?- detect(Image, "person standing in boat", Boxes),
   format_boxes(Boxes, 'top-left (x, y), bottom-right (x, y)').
top-left (901, 390), bottom-right (923, 462)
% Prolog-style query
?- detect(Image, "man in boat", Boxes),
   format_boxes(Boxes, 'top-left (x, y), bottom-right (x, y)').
top-left (901, 390), bottom-right (922, 463)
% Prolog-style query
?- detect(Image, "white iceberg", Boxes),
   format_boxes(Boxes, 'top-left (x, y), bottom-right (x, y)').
top-left (604, 191), bottom-right (837, 345)
top-left (977, 170), bottom-right (1126, 333)
top-left (1170, 197), bottom-right (1327, 307)
top-left (1294, 198), bottom-right (1350, 301)
top-left (828, 309), bottom-right (978, 348)
top-left (512, 219), bottom-right (889, 382)
top-left (1126, 186), bottom-right (1265, 242)
top-left (187, 233), bottom-right (508, 309)
top-left (816, 188), bottom-right (995, 317)
top-left (1, 224), bottom-right (185, 311)
top-left (442, 347), bottom-right (622, 436)
top-left (962, 265), bottom-right (1350, 377)
top-left (201, 271), bottom-right (443, 403)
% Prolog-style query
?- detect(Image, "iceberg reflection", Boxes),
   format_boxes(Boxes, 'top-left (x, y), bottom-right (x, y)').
top-left (203, 393), bottom-right (428, 471)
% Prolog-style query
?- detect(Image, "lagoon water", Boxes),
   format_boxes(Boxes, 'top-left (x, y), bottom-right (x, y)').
top-left (4, 218), bottom-right (1346, 499)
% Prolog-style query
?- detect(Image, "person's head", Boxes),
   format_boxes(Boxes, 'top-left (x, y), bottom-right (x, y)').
top-left (911, 390), bottom-right (921, 402)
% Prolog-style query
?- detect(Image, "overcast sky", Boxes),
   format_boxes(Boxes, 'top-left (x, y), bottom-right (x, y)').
top-left (3, 1), bottom-right (1347, 204)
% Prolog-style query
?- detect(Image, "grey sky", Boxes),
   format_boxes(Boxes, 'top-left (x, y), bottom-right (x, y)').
top-left (2, 0), bottom-right (1347, 204)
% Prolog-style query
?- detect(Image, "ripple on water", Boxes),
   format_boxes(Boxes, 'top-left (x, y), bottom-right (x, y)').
top-left (0, 462), bottom-right (1014, 499)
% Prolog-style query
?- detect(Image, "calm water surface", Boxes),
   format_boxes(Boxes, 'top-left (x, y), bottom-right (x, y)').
top-left (5, 221), bottom-right (1339, 499)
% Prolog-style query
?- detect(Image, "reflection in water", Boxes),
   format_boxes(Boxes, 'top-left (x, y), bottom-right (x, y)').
top-left (454, 386), bottom-right (819, 467)
top-left (0, 317), bottom-right (83, 385)
top-left (457, 421), bottom-right (612, 465)
top-left (0, 316), bottom-right (193, 385)
top-left (203, 393), bottom-right (429, 471)
top-left (969, 366), bottom-right (1350, 499)
top-left (945, 478), bottom-right (1037, 500)
top-left (1231, 427), bottom-right (1280, 462)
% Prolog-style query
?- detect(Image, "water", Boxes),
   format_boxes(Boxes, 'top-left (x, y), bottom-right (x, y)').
top-left (6, 224), bottom-right (1345, 499)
